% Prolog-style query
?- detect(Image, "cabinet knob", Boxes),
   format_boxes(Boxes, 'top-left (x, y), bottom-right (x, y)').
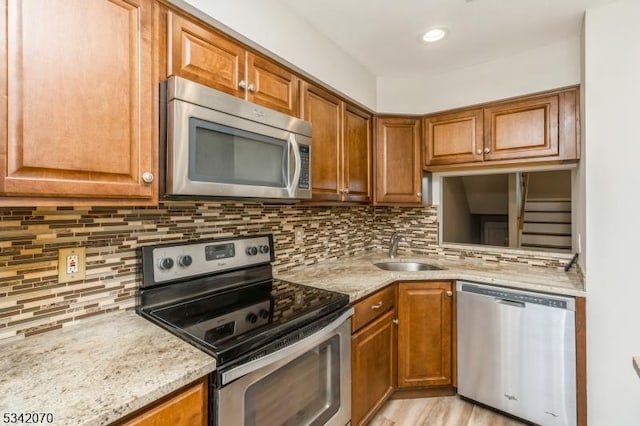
top-left (247, 83), bottom-right (256, 93)
top-left (446, 290), bottom-right (453, 297)
top-left (238, 80), bottom-right (247, 89)
top-left (416, 192), bottom-right (422, 198)
top-left (476, 149), bottom-right (482, 155)
top-left (371, 301), bottom-right (383, 310)
top-left (484, 147), bottom-right (491, 154)
top-left (342, 188), bottom-right (350, 194)
top-left (141, 172), bottom-right (154, 183)
top-left (392, 319), bottom-right (399, 325)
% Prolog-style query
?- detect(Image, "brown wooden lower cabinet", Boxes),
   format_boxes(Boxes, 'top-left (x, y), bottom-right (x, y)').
top-left (351, 309), bottom-right (396, 425)
top-left (119, 377), bottom-right (208, 426)
top-left (397, 281), bottom-right (454, 388)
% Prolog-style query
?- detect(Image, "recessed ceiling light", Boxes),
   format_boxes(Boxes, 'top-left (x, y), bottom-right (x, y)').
top-left (421, 28), bottom-right (448, 43)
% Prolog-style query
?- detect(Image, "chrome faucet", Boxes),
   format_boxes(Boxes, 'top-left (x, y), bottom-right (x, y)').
top-left (388, 232), bottom-right (406, 258)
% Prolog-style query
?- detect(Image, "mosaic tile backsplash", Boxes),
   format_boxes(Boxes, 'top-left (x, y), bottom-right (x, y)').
top-left (0, 202), bottom-right (570, 342)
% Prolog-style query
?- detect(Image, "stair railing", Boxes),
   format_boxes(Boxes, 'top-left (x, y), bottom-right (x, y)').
top-left (517, 173), bottom-right (530, 246)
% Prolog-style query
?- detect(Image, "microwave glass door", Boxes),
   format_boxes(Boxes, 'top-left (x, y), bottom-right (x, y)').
top-left (189, 118), bottom-right (288, 188)
top-left (243, 335), bottom-right (341, 426)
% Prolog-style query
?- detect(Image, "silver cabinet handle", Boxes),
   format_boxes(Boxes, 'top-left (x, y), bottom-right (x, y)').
top-left (484, 147), bottom-right (491, 154)
top-left (392, 319), bottom-right (399, 325)
top-left (342, 188), bottom-right (350, 194)
top-left (371, 301), bottom-right (383, 310)
top-left (446, 290), bottom-right (453, 297)
top-left (476, 149), bottom-right (482, 155)
top-left (248, 83), bottom-right (256, 93)
top-left (238, 80), bottom-right (247, 89)
top-left (141, 172), bottom-right (154, 183)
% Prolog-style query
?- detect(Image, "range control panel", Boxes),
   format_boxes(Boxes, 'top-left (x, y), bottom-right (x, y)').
top-left (146, 235), bottom-right (273, 284)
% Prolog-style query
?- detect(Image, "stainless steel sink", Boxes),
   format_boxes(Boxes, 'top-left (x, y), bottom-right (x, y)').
top-left (374, 261), bottom-right (443, 272)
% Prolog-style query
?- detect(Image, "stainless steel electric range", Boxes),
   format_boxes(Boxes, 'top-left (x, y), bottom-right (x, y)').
top-left (138, 234), bottom-right (352, 426)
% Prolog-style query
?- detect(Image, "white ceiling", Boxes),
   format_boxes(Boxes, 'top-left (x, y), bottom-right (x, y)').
top-left (279, 0), bottom-right (617, 77)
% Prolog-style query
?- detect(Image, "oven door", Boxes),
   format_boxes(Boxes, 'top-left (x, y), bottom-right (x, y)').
top-left (167, 98), bottom-right (311, 199)
top-left (216, 310), bottom-right (352, 426)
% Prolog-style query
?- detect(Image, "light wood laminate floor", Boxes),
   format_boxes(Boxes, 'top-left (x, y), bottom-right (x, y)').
top-left (369, 396), bottom-right (528, 426)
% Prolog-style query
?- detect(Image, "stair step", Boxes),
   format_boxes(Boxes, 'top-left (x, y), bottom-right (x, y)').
top-left (525, 201), bottom-right (571, 212)
top-left (522, 222), bottom-right (572, 235)
top-left (520, 244), bottom-right (572, 253)
top-left (521, 233), bottom-right (572, 248)
top-left (524, 211), bottom-right (571, 223)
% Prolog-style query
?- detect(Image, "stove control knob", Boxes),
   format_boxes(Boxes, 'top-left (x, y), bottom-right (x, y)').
top-left (246, 313), bottom-right (258, 324)
top-left (246, 246), bottom-right (258, 256)
top-left (259, 245), bottom-right (270, 254)
top-left (178, 255), bottom-right (193, 267)
top-left (258, 309), bottom-right (270, 320)
top-left (158, 257), bottom-right (174, 270)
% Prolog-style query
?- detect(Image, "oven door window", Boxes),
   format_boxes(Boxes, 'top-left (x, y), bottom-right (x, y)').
top-left (244, 335), bottom-right (341, 426)
top-left (189, 118), bottom-right (288, 188)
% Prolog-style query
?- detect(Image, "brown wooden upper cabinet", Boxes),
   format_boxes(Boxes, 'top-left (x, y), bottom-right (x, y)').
top-left (375, 117), bottom-right (422, 205)
top-left (0, 0), bottom-right (157, 205)
top-left (424, 108), bottom-right (484, 166)
top-left (423, 87), bottom-right (579, 170)
top-left (302, 83), bottom-right (372, 202)
top-left (167, 11), bottom-right (299, 117)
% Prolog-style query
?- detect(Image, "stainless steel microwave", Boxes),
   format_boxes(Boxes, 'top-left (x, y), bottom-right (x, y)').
top-left (165, 76), bottom-right (312, 200)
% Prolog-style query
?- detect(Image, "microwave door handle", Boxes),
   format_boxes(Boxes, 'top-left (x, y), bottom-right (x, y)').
top-left (287, 134), bottom-right (302, 197)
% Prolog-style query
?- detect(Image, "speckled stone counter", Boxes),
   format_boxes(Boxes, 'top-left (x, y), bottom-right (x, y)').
top-left (0, 311), bottom-right (216, 426)
top-left (276, 252), bottom-right (585, 302)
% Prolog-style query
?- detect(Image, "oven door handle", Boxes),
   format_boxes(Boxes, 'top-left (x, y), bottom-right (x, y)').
top-left (220, 307), bottom-right (353, 385)
top-left (286, 134), bottom-right (302, 198)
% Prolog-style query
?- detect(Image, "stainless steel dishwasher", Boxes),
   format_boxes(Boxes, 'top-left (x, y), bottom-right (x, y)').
top-left (457, 281), bottom-right (576, 426)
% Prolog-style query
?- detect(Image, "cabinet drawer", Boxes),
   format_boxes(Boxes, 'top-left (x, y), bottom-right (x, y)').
top-left (352, 286), bottom-right (395, 333)
top-left (121, 379), bottom-right (207, 425)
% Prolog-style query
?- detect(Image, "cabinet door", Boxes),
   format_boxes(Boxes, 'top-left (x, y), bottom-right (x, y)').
top-left (302, 83), bottom-right (342, 201)
top-left (424, 109), bottom-right (483, 166)
top-left (375, 118), bottom-right (422, 204)
top-left (123, 380), bottom-right (207, 426)
top-left (342, 104), bottom-right (372, 203)
top-left (168, 11), bottom-right (246, 98)
top-left (246, 53), bottom-right (299, 117)
top-left (484, 94), bottom-right (559, 161)
top-left (1, 0), bottom-right (155, 202)
top-left (397, 282), bottom-right (453, 388)
top-left (352, 309), bottom-right (396, 426)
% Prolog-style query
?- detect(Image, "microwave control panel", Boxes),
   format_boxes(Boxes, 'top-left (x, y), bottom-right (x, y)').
top-left (299, 145), bottom-right (310, 189)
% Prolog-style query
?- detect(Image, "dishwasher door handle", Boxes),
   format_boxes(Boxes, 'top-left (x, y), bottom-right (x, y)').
top-left (495, 298), bottom-right (526, 308)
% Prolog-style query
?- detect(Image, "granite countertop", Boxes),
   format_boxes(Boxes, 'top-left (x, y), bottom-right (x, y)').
top-left (0, 311), bottom-right (216, 426)
top-left (275, 251), bottom-right (585, 302)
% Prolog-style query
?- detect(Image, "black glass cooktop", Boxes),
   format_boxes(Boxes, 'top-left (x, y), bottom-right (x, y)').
top-left (145, 278), bottom-right (349, 366)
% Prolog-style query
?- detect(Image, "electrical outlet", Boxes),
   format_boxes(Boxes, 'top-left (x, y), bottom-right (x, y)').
top-left (294, 228), bottom-right (304, 246)
top-left (58, 247), bottom-right (86, 283)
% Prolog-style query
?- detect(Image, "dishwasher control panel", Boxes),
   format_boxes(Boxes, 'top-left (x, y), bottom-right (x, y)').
top-left (458, 282), bottom-right (574, 310)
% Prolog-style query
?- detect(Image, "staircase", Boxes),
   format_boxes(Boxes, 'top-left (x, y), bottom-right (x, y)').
top-left (520, 200), bottom-right (572, 251)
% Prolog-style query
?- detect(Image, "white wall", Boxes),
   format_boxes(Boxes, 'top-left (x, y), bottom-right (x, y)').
top-left (178, 0), bottom-right (377, 109)
top-left (377, 37), bottom-right (581, 114)
top-left (584, 1), bottom-right (640, 425)
top-left (574, 24), bottom-right (587, 271)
